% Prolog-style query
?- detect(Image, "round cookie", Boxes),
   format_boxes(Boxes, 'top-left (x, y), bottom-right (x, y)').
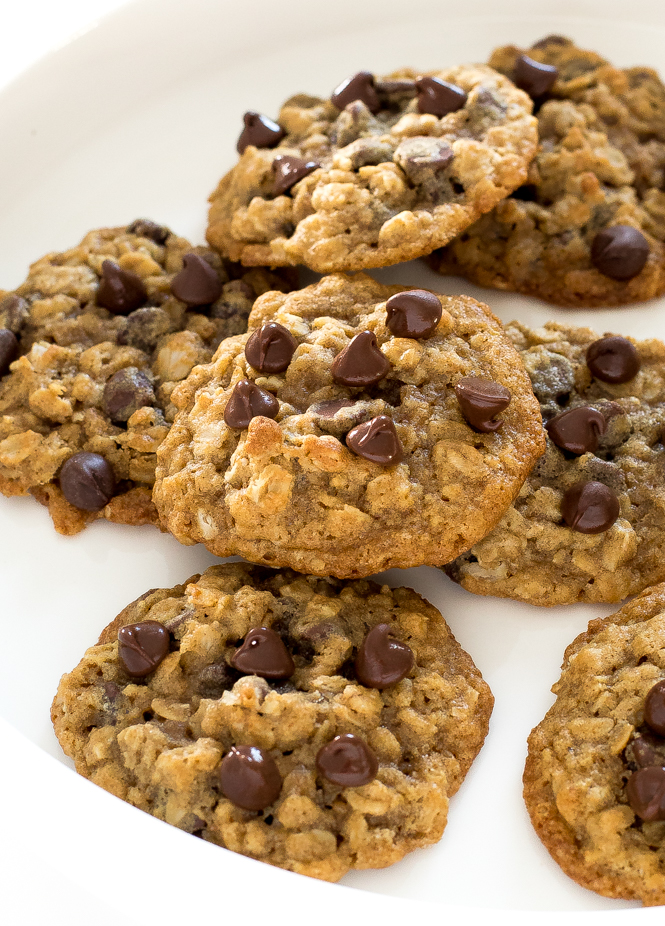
top-left (524, 584), bottom-right (665, 905)
top-left (445, 321), bottom-right (665, 605)
top-left (153, 273), bottom-right (545, 578)
top-left (51, 562), bottom-right (494, 882)
top-left (0, 223), bottom-right (294, 534)
top-left (206, 65), bottom-right (537, 272)
top-left (430, 36), bottom-right (665, 307)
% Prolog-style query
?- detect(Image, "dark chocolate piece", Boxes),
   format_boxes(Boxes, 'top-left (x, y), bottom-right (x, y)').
top-left (58, 452), bottom-right (116, 511)
top-left (245, 322), bottom-right (297, 373)
top-left (586, 336), bottom-right (641, 384)
top-left (331, 71), bottom-right (380, 113)
top-left (514, 54), bottom-right (558, 97)
top-left (385, 290), bottom-right (442, 339)
top-left (272, 154), bottom-right (319, 196)
top-left (355, 624), bottom-right (414, 688)
top-left (127, 219), bottom-right (170, 244)
top-left (237, 112), bottom-right (284, 154)
top-left (545, 406), bottom-right (607, 455)
top-left (96, 260), bottom-right (147, 316)
top-left (219, 745), bottom-right (282, 810)
top-left (626, 766), bottom-right (665, 822)
top-left (455, 377), bottom-right (511, 432)
top-left (561, 481), bottom-right (620, 534)
top-left (231, 627), bottom-right (295, 680)
top-left (331, 331), bottom-right (390, 387)
top-left (171, 253), bottom-right (223, 307)
top-left (102, 367), bottom-right (155, 422)
top-left (590, 226), bottom-right (650, 281)
top-left (645, 680), bottom-right (665, 737)
top-left (118, 620), bottom-right (170, 678)
top-left (316, 733), bottom-right (378, 787)
top-left (416, 76), bottom-right (467, 116)
top-left (0, 328), bottom-right (19, 376)
top-left (224, 380), bottom-right (279, 429)
top-left (346, 416), bottom-right (403, 465)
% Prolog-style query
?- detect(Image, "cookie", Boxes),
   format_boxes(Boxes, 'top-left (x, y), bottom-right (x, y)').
top-left (446, 321), bottom-right (665, 605)
top-left (0, 223), bottom-right (294, 534)
top-left (51, 562), bottom-right (493, 882)
top-left (153, 273), bottom-right (545, 578)
top-left (206, 65), bottom-right (537, 272)
top-left (430, 36), bottom-right (665, 307)
top-left (524, 584), bottom-right (665, 905)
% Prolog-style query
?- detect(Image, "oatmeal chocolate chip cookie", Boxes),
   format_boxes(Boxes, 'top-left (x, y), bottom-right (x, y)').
top-left (153, 273), bottom-right (545, 578)
top-left (206, 65), bottom-right (537, 272)
top-left (446, 321), bottom-right (665, 605)
top-left (0, 223), bottom-right (295, 534)
top-left (524, 584), bottom-right (665, 905)
top-left (51, 562), bottom-right (494, 882)
top-left (430, 36), bottom-right (665, 307)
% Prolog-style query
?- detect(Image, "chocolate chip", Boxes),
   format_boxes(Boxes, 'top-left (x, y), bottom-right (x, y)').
top-left (626, 766), bottom-right (665, 821)
top-left (331, 331), bottom-right (390, 387)
top-left (416, 76), bottom-right (467, 116)
top-left (354, 624), bottom-right (414, 688)
top-left (0, 328), bottom-right (19, 376)
top-left (455, 377), bottom-right (511, 432)
top-left (385, 290), bottom-right (442, 339)
top-left (127, 219), bottom-right (170, 244)
top-left (561, 481), bottom-right (620, 533)
top-left (590, 226), bottom-right (650, 281)
top-left (316, 733), bottom-right (378, 787)
top-left (231, 627), bottom-right (295, 679)
top-left (545, 406), bottom-right (607, 455)
top-left (632, 736), bottom-right (663, 768)
top-left (59, 452), bottom-right (116, 511)
top-left (374, 78), bottom-right (417, 96)
top-left (645, 680), bottom-right (665, 736)
top-left (102, 367), bottom-right (155, 422)
top-left (311, 398), bottom-right (356, 418)
top-left (237, 112), bottom-right (284, 154)
top-left (393, 136), bottom-right (454, 185)
top-left (219, 745), bottom-right (282, 810)
top-left (245, 322), bottom-right (297, 373)
top-left (224, 380), bottom-right (279, 429)
top-left (272, 154), bottom-right (319, 196)
top-left (346, 415), bottom-right (402, 465)
top-left (331, 71), bottom-right (380, 113)
top-left (196, 663), bottom-right (234, 698)
top-left (96, 260), bottom-right (147, 315)
top-left (171, 253), bottom-right (223, 307)
top-left (530, 35), bottom-right (571, 49)
top-left (121, 306), bottom-right (172, 352)
top-left (118, 620), bottom-right (170, 678)
top-left (586, 336), bottom-right (641, 384)
top-left (514, 54), bottom-right (558, 97)
top-left (0, 294), bottom-right (28, 334)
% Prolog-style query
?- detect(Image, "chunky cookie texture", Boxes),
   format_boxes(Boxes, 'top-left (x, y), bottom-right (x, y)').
top-left (0, 224), bottom-right (294, 534)
top-left (206, 65), bottom-right (537, 272)
top-left (524, 585), bottom-right (665, 905)
top-left (431, 37), bottom-right (665, 306)
top-left (153, 274), bottom-right (545, 578)
top-left (446, 321), bottom-right (665, 605)
top-left (51, 563), bottom-right (494, 882)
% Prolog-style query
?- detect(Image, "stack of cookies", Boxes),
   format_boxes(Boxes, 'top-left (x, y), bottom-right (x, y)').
top-left (3, 33), bottom-right (665, 904)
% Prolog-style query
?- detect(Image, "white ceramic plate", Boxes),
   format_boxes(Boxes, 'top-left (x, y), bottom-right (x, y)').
top-left (2, 1), bottom-right (665, 922)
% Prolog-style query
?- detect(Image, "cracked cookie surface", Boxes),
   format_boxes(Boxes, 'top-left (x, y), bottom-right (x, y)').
top-left (524, 584), bottom-right (665, 905)
top-left (446, 321), bottom-right (665, 605)
top-left (51, 562), bottom-right (493, 882)
top-left (206, 65), bottom-right (537, 272)
top-left (431, 37), bottom-right (665, 306)
top-left (153, 273), bottom-right (544, 578)
top-left (0, 224), bottom-right (294, 534)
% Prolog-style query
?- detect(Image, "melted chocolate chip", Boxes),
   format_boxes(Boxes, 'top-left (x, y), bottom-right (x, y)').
top-left (231, 627), bottom-right (295, 679)
top-left (561, 481), bottom-right (620, 534)
top-left (96, 260), bottom-right (147, 315)
top-left (224, 380), bottom-right (279, 429)
top-left (0, 328), bottom-right (19, 376)
top-left (346, 416), bottom-right (403, 465)
top-left (385, 290), bottom-right (442, 339)
top-left (331, 71), bottom-right (380, 113)
top-left (237, 112), bottom-right (284, 154)
top-left (455, 377), bottom-right (511, 432)
top-left (171, 253), bottom-right (223, 306)
top-left (626, 766), bottom-right (665, 821)
top-left (219, 745), bottom-right (282, 810)
top-left (355, 624), bottom-right (414, 688)
top-left (586, 336), bottom-right (641, 384)
top-left (316, 733), bottom-right (378, 787)
top-left (545, 406), bottom-right (607, 455)
top-left (59, 452), bottom-right (116, 511)
top-left (272, 154), bottom-right (319, 196)
top-left (312, 398), bottom-right (356, 418)
top-left (645, 680), bottom-right (665, 736)
top-left (416, 76), bottom-right (467, 116)
top-left (102, 367), bottom-right (155, 422)
top-left (118, 620), bottom-right (170, 677)
top-left (590, 226), bottom-right (650, 281)
top-left (127, 219), bottom-right (170, 244)
top-left (331, 331), bottom-right (390, 387)
top-left (514, 54), bottom-right (558, 97)
top-left (245, 322), bottom-right (297, 373)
